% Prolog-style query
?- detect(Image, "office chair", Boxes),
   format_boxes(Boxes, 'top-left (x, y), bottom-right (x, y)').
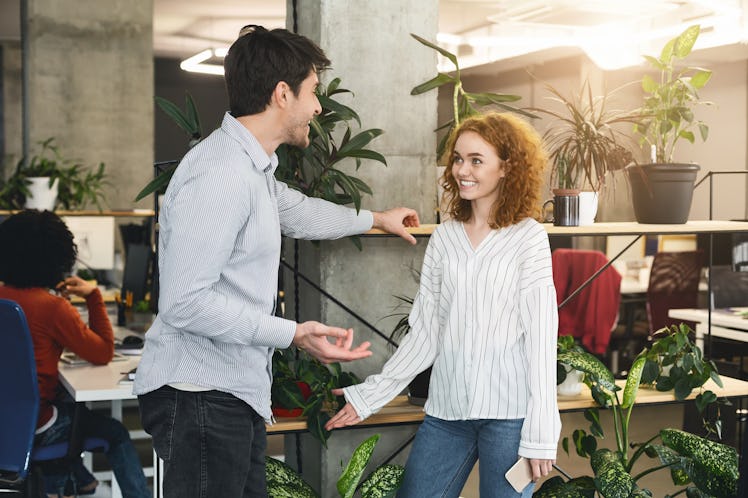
top-left (552, 249), bottom-right (622, 356)
top-left (646, 250), bottom-right (705, 334)
top-left (0, 299), bottom-right (108, 497)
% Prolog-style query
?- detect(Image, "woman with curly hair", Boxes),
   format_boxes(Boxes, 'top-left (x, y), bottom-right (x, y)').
top-left (326, 113), bottom-right (560, 497)
top-left (0, 210), bottom-right (149, 498)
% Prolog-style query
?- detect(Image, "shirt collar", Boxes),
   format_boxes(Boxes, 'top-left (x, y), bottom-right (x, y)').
top-left (220, 112), bottom-right (279, 174)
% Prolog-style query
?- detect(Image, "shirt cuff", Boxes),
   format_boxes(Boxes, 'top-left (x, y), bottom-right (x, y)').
top-left (518, 442), bottom-right (558, 460)
top-left (253, 314), bottom-right (296, 349)
top-left (351, 209), bottom-right (374, 233)
top-left (343, 385), bottom-right (374, 421)
top-left (85, 288), bottom-right (104, 306)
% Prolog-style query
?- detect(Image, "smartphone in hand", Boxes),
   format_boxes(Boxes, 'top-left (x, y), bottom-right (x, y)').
top-left (505, 457), bottom-right (533, 493)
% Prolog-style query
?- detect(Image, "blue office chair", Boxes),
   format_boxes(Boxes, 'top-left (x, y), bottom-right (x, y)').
top-left (0, 299), bottom-right (108, 497)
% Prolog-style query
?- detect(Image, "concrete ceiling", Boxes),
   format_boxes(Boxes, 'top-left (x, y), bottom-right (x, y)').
top-left (1, 0), bottom-right (747, 70)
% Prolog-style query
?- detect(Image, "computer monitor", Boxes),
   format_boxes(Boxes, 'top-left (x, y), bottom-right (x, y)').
top-left (121, 243), bottom-right (151, 304)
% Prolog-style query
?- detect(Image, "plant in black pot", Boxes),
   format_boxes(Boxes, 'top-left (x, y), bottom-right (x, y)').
top-left (627, 24), bottom-right (712, 224)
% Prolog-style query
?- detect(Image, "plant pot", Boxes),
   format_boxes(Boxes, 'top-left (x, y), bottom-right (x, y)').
top-left (625, 163), bottom-right (700, 224)
top-left (557, 365), bottom-right (584, 396)
top-left (272, 381), bottom-right (312, 418)
top-left (408, 367), bottom-right (432, 406)
top-left (25, 177), bottom-right (59, 211)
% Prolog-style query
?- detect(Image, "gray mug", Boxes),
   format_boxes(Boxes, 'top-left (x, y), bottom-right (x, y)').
top-left (543, 195), bottom-right (579, 226)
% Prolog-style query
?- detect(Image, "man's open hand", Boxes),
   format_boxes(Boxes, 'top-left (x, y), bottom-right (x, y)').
top-left (292, 321), bottom-right (372, 363)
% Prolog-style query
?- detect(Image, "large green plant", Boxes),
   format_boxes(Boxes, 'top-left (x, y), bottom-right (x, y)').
top-left (409, 33), bottom-right (536, 160)
top-left (0, 137), bottom-right (108, 210)
top-left (634, 24), bottom-right (712, 164)
top-left (271, 347), bottom-right (360, 447)
top-left (530, 80), bottom-right (640, 192)
top-left (538, 325), bottom-right (736, 498)
top-left (138, 79), bottom-right (383, 235)
top-left (135, 93), bottom-right (202, 201)
top-left (266, 434), bottom-right (405, 498)
top-left (275, 77), bottom-right (383, 213)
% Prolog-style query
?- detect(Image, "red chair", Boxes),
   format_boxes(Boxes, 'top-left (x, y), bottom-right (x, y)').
top-left (646, 250), bottom-right (704, 334)
top-left (552, 249), bottom-right (622, 355)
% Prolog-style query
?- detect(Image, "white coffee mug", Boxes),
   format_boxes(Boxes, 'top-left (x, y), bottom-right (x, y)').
top-left (578, 191), bottom-right (598, 226)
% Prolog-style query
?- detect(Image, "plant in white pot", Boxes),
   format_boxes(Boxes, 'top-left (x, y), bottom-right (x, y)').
top-left (529, 80), bottom-right (640, 225)
top-left (0, 138), bottom-right (108, 211)
top-left (628, 24), bottom-right (712, 224)
top-left (556, 335), bottom-right (588, 396)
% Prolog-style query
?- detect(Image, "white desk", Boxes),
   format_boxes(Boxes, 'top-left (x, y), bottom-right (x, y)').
top-left (668, 308), bottom-right (748, 348)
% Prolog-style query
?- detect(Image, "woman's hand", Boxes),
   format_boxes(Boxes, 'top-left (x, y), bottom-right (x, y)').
top-left (324, 388), bottom-right (362, 430)
top-left (528, 458), bottom-right (555, 481)
top-left (56, 276), bottom-right (96, 299)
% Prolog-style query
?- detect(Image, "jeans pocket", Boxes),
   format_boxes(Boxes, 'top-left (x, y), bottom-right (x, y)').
top-left (138, 388), bottom-right (176, 461)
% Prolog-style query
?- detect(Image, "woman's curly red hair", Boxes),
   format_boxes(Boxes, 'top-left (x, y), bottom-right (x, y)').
top-left (440, 112), bottom-right (548, 228)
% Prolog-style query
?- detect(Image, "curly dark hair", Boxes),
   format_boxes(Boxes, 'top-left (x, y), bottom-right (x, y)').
top-left (0, 210), bottom-right (77, 288)
top-left (224, 24), bottom-right (331, 117)
top-left (440, 112), bottom-right (548, 228)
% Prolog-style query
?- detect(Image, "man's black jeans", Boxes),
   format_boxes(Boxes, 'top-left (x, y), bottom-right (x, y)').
top-left (139, 386), bottom-right (267, 498)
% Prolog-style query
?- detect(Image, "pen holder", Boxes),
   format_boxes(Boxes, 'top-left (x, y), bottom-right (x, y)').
top-left (116, 303), bottom-right (126, 326)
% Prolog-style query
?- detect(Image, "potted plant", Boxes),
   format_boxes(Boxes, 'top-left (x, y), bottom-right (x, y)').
top-left (0, 138), bottom-right (108, 211)
top-left (556, 335), bottom-right (586, 396)
top-left (539, 323), bottom-right (736, 497)
top-left (266, 434), bottom-right (404, 497)
top-left (271, 347), bottom-right (360, 447)
top-left (529, 80), bottom-right (640, 225)
top-left (627, 24), bottom-right (712, 224)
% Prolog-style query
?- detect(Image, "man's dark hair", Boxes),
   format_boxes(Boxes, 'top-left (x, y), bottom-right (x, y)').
top-left (0, 210), bottom-right (77, 288)
top-left (224, 25), bottom-right (331, 117)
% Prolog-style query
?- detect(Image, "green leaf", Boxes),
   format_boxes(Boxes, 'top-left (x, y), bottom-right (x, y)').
top-left (660, 428), bottom-right (739, 497)
top-left (591, 449), bottom-right (635, 498)
top-left (557, 351), bottom-right (616, 394)
top-left (266, 457), bottom-right (319, 497)
top-left (674, 25), bottom-right (701, 59)
top-left (642, 75), bottom-right (658, 94)
top-left (337, 434), bottom-right (380, 498)
top-left (690, 70), bottom-right (712, 90)
top-left (155, 96), bottom-right (198, 136)
top-left (360, 464), bottom-right (405, 498)
top-left (622, 356), bottom-right (646, 409)
top-left (410, 33), bottom-right (458, 67)
top-left (411, 73), bottom-right (455, 96)
top-left (338, 129), bottom-right (385, 157)
top-left (533, 475), bottom-right (596, 498)
top-left (135, 164), bottom-right (176, 200)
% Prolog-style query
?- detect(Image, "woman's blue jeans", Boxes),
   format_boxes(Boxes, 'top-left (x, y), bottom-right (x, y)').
top-left (397, 415), bottom-right (534, 498)
top-left (34, 400), bottom-right (150, 498)
top-left (138, 385), bottom-right (267, 498)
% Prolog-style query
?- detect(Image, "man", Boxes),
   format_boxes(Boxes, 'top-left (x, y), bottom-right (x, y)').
top-left (134, 25), bottom-right (419, 498)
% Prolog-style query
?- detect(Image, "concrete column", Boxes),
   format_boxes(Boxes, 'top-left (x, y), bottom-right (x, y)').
top-left (284, 1), bottom-right (438, 495)
top-left (24, 0), bottom-right (153, 209)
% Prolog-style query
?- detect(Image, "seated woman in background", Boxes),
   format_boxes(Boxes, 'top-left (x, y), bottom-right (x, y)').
top-left (0, 210), bottom-right (149, 498)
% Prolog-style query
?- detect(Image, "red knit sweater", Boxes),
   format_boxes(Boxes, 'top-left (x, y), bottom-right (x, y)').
top-left (0, 286), bottom-right (114, 428)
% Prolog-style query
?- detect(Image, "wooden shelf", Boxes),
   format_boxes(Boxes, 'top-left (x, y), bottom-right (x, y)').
top-left (267, 376), bottom-right (748, 434)
top-left (0, 209), bottom-right (155, 217)
top-left (365, 220), bottom-right (748, 237)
